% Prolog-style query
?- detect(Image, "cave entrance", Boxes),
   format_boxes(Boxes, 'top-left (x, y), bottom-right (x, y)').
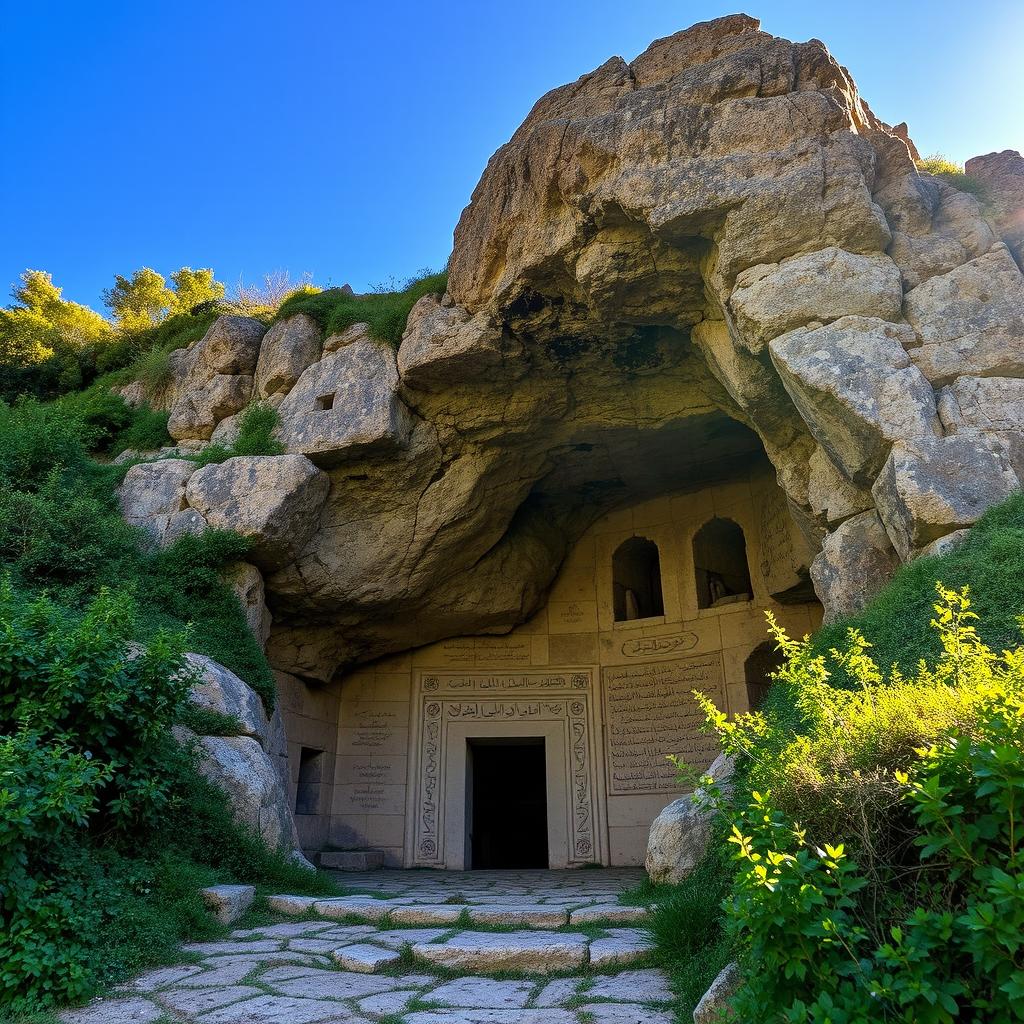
top-left (467, 738), bottom-right (548, 869)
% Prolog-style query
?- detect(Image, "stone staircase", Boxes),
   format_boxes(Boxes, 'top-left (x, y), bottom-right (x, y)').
top-left (65, 869), bottom-right (678, 1023)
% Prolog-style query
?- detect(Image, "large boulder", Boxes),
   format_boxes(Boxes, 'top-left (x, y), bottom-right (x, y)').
top-left (902, 245), bottom-right (1024, 386)
top-left (872, 432), bottom-right (1020, 560)
top-left (185, 455), bottom-right (330, 572)
top-left (254, 313), bottom-right (323, 399)
top-left (398, 294), bottom-right (511, 392)
top-left (810, 510), bottom-right (902, 622)
top-left (166, 316), bottom-right (266, 440)
top-left (966, 149), bottom-right (1024, 266)
top-left (646, 754), bottom-right (734, 885)
top-left (117, 459), bottom-right (198, 545)
top-left (175, 653), bottom-right (308, 862)
top-left (769, 316), bottom-right (940, 483)
top-left (185, 652), bottom-right (271, 746)
top-left (728, 247), bottom-right (903, 352)
top-left (193, 734), bottom-right (296, 852)
top-left (275, 337), bottom-right (414, 465)
top-left (938, 375), bottom-right (1024, 480)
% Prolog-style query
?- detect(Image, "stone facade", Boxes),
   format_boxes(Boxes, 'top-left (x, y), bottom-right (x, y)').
top-left (276, 466), bottom-right (822, 867)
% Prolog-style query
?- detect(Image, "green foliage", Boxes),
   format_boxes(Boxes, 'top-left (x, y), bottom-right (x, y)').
top-left (275, 269), bottom-right (447, 347)
top-left (189, 402), bottom-right (285, 468)
top-left (695, 586), bottom-right (1024, 1022)
top-left (0, 397), bottom-right (275, 706)
top-left (97, 304), bottom-right (220, 379)
top-left (1, 271), bottom-right (112, 401)
top-left (103, 268), bottom-right (177, 332)
top-left (646, 843), bottom-right (734, 1012)
top-left (169, 267), bottom-right (225, 314)
top-left (805, 493), bottom-right (1024, 692)
top-left (916, 153), bottom-right (988, 200)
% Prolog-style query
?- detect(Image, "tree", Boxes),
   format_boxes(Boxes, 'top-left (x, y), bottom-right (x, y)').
top-left (103, 268), bottom-right (176, 331)
top-left (170, 267), bottom-right (224, 313)
top-left (1, 271), bottom-right (112, 398)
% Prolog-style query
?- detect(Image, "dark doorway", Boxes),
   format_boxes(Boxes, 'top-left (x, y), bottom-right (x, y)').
top-left (468, 738), bottom-right (548, 869)
top-left (612, 536), bottom-right (665, 621)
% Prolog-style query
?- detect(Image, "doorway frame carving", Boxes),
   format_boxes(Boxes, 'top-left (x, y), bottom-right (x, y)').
top-left (404, 668), bottom-right (607, 869)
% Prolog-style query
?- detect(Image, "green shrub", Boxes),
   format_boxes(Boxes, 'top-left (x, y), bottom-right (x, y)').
top-left (95, 306), bottom-right (220, 377)
top-left (696, 586), bottom-right (1024, 1022)
top-left (116, 404), bottom-right (171, 453)
top-left (274, 269), bottom-right (447, 347)
top-left (189, 402), bottom-right (284, 468)
top-left (916, 153), bottom-right (988, 200)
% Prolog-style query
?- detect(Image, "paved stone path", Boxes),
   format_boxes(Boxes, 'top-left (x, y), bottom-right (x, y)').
top-left (60, 869), bottom-right (678, 1023)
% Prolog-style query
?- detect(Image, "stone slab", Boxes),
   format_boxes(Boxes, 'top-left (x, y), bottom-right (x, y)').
top-left (330, 942), bottom-right (402, 972)
top-left (424, 977), bottom-right (534, 1008)
top-left (412, 930), bottom-right (589, 973)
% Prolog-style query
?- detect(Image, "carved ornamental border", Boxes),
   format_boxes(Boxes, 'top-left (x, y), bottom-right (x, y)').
top-left (411, 669), bottom-right (598, 867)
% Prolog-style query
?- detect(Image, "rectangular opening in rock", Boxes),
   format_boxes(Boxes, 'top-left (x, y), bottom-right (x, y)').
top-left (467, 737), bottom-right (548, 869)
top-left (295, 747), bottom-right (324, 815)
top-left (316, 392), bottom-right (336, 411)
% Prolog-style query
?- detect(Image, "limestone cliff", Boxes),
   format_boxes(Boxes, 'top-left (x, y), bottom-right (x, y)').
top-left (119, 14), bottom-right (1024, 685)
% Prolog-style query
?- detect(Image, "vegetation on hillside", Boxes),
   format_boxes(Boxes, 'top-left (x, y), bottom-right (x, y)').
top-left (916, 153), bottom-right (988, 200)
top-left (654, 495), bottom-right (1024, 1022)
top-left (275, 269), bottom-right (447, 347)
top-left (0, 389), bottom-right (340, 1013)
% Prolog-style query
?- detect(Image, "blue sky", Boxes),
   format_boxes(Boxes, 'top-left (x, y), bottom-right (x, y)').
top-left (1, 0), bottom-right (1021, 311)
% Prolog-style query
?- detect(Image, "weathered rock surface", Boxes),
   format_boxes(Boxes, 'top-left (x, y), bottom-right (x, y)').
top-left (193, 734), bottom-right (297, 852)
top-left (185, 653), bottom-right (271, 745)
top-left (223, 561), bottom-right (272, 648)
top-left (185, 456), bottom-right (330, 571)
top-left (693, 962), bottom-right (742, 1024)
top-left (903, 245), bottom-right (1024, 386)
top-left (729, 248), bottom-right (903, 352)
top-left (118, 459), bottom-right (197, 545)
top-left (111, 15), bottom-right (1024, 680)
top-left (873, 433), bottom-right (1020, 560)
top-left (810, 510), bottom-right (902, 622)
top-left (275, 337), bottom-right (414, 465)
top-left (398, 295), bottom-right (511, 392)
top-left (966, 149), bottom-right (1024, 266)
top-left (769, 316), bottom-right (939, 483)
top-left (201, 884), bottom-right (255, 925)
top-left (255, 314), bottom-right (323, 399)
top-left (167, 316), bottom-right (265, 440)
top-left (646, 754), bottom-right (733, 885)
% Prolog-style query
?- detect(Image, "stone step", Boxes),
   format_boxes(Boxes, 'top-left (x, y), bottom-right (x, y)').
top-left (268, 894), bottom-right (648, 929)
top-left (316, 850), bottom-right (384, 871)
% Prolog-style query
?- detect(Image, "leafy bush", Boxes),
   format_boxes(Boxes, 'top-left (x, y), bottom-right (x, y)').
top-left (696, 586), bottom-right (1024, 1022)
top-left (275, 269), bottom-right (447, 347)
top-left (0, 397), bottom-right (275, 706)
top-left (0, 585), bottom-right (332, 1012)
top-left (189, 402), bottom-right (284, 468)
top-left (916, 153), bottom-right (988, 200)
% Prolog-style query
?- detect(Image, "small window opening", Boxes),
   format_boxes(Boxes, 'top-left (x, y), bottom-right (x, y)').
top-left (693, 517), bottom-right (753, 609)
top-left (316, 393), bottom-right (336, 411)
top-left (744, 641), bottom-right (786, 711)
top-left (295, 747), bottom-right (324, 815)
top-left (612, 536), bottom-right (665, 622)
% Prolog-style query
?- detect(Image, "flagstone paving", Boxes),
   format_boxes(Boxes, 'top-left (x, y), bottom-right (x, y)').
top-left (60, 868), bottom-right (678, 1024)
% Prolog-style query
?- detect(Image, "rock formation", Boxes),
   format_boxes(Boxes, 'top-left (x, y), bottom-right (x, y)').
top-left (120, 14), bottom-right (1024, 688)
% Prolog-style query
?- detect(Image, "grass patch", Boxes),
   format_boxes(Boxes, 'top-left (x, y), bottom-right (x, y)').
top-left (646, 844), bottom-right (733, 1014)
top-left (916, 153), bottom-right (988, 200)
top-left (802, 492), bottom-right (1024, 693)
top-left (189, 402), bottom-right (284, 468)
top-left (274, 270), bottom-right (446, 348)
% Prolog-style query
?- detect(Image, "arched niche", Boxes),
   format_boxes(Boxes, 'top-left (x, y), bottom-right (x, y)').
top-left (693, 517), bottom-right (753, 609)
top-left (743, 641), bottom-right (786, 711)
top-left (612, 536), bottom-right (665, 622)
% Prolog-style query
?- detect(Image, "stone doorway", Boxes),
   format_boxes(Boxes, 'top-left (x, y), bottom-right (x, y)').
top-left (467, 737), bottom-right (548, 869)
